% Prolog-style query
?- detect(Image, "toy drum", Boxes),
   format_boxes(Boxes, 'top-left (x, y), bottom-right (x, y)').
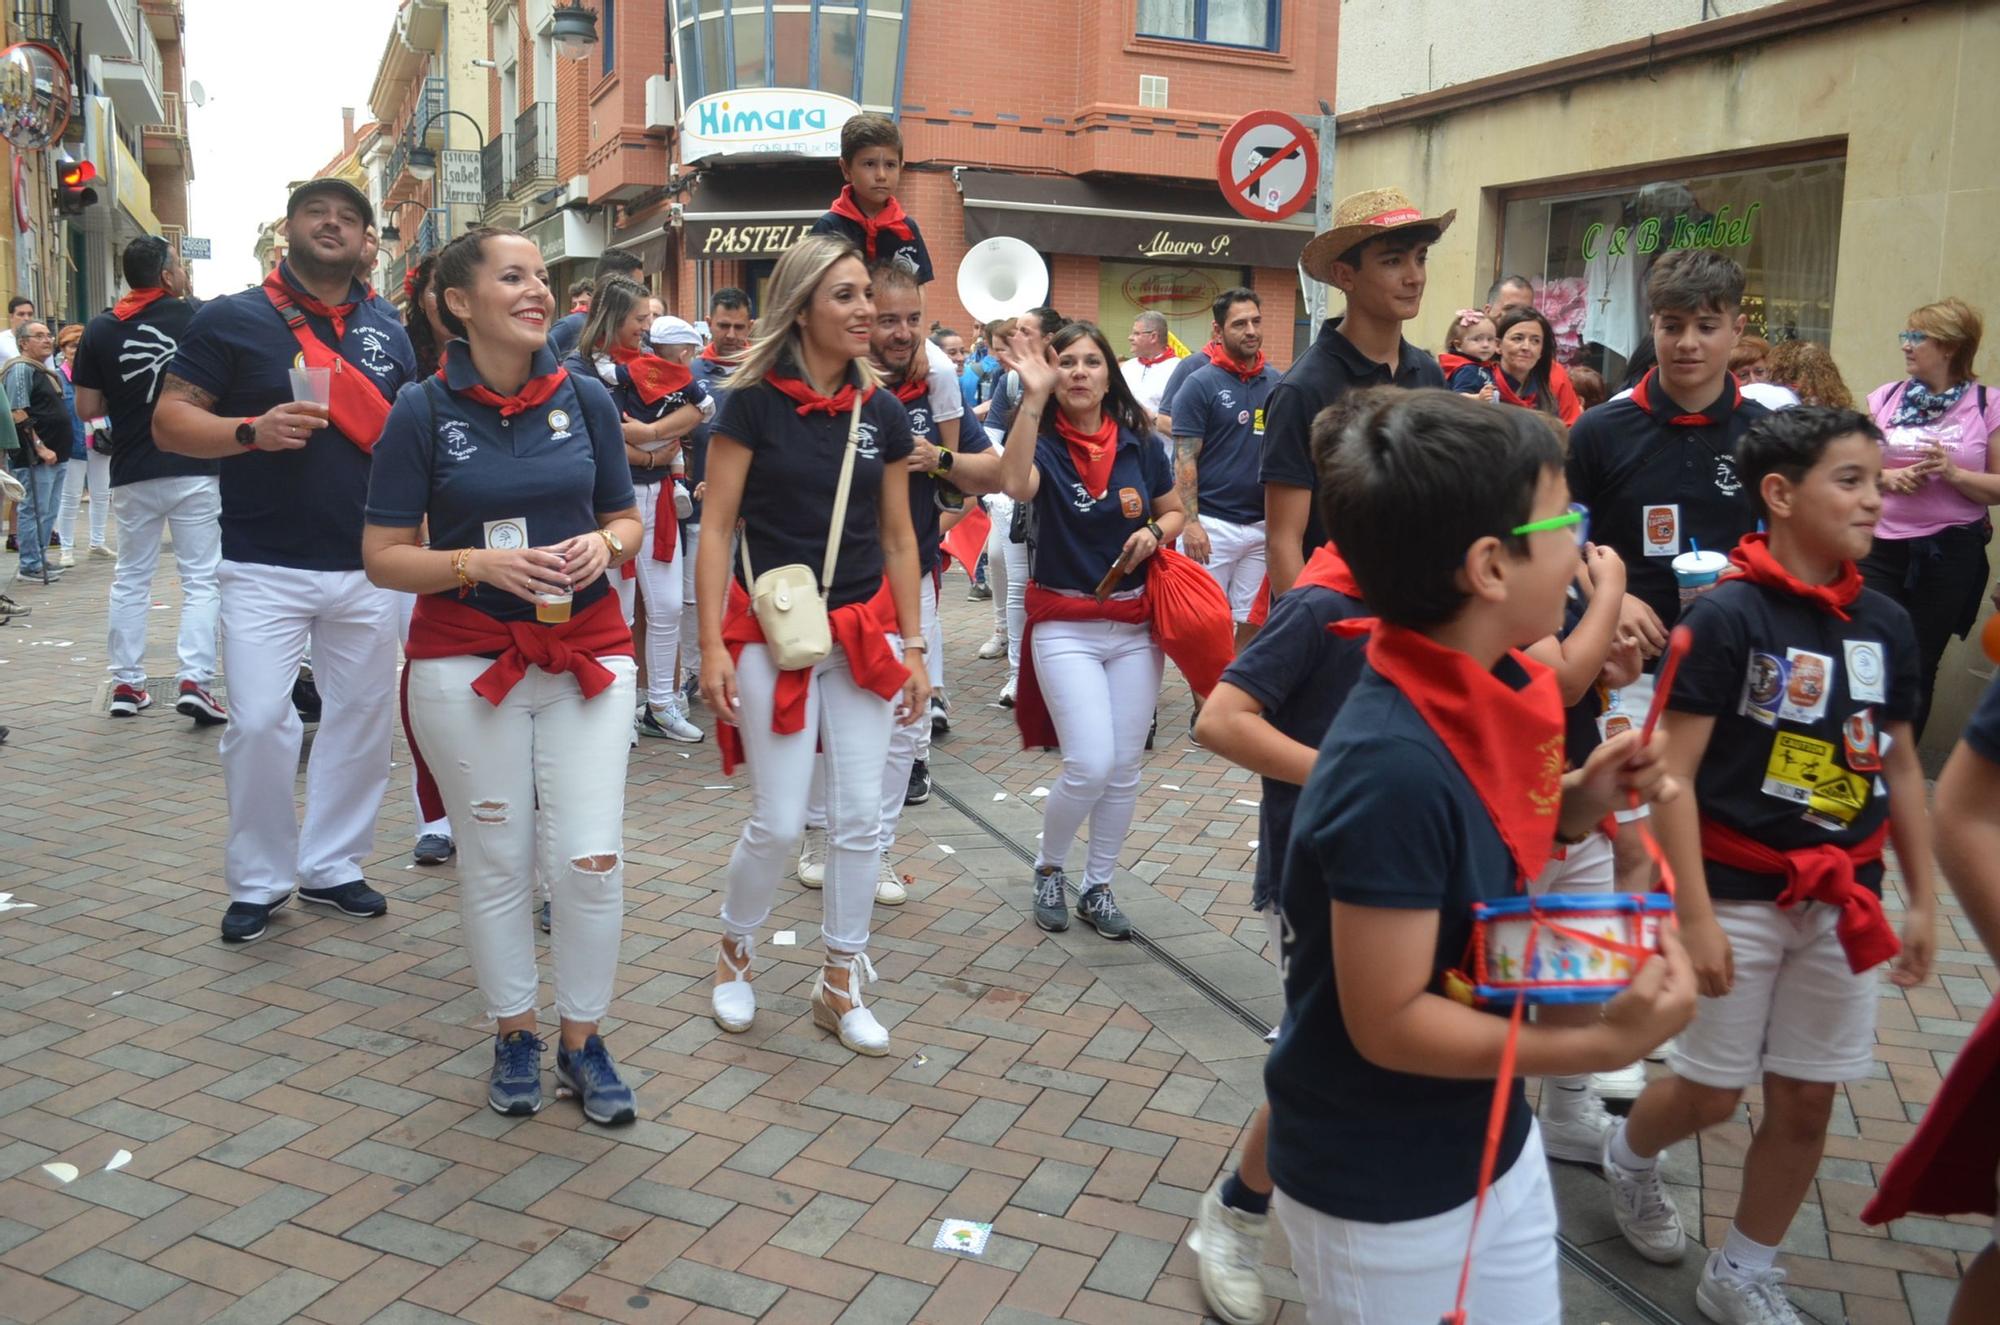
top-left (1469, 893), bottom-right (1673, 1005)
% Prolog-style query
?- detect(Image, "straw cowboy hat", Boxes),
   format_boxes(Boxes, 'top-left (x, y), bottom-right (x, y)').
top-left (1301, 187), bottom-right (1456, 282)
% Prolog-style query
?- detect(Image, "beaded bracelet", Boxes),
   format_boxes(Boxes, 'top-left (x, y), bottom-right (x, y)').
top-left (452, 548), bottom-right (475, 598)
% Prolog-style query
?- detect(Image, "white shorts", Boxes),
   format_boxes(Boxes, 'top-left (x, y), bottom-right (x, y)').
top-left (1528, 831), bottom-right (1615, 896)
top-left (1667, 900), bottom-right (1880, 1089)
top-left (1201, 515), bottom-right (1267, 622)
top-left (1603, 673), bottom-right (1654, 824)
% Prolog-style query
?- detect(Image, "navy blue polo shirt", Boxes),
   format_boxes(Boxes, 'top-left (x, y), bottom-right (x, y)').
top-left (366, 346), bottom-right (632, 623)
top-left (893, 383), bottom-right (991, 576)
top-left (73, 297), bottom-right (217, 487)
top-left (547, 310), bottom-right (587, 359)
top-left (1261, 318), bottom-right (1443, 557)
top-left (1156, 351), bottom-right (1205, 422)
top-left (809, 208), bottom-right (935, 284)
top-left (1567, 373), bottom-right (1769, 635)
top-left (1218, 581), bottom-right (1369, 911)
top-left (1964, 671), bottom-right (2000, 764)
top-left (688, 352), bottom-right (739, 525)
top-left (564, 352), bottom-right (708, 489)
top-left (169, 264), bottom-right (416, 570)
top-left (713, 371), bottom-right (915, 609)
top-left (1266, 662), bottom-right (1533, 1223)
top-left (1669, 577), bottom-right (1919, 902)
top-left (1171, 359), bottom-right (1281, 526)
top-left (1027, 421), bottom-right (1174, 594)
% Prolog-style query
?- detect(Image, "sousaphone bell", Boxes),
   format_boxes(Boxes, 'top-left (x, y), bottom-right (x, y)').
top-left (956, 236), bottom-right (1050, 326)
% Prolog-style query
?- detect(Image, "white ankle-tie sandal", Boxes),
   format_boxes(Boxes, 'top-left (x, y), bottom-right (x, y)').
top-left (711, 935), bottom-right (756, 1032)
top-left (813, 951), bottom-right (889, 1056)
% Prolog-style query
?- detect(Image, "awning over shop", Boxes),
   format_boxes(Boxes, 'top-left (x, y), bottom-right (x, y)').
top-left (680, 164), bottom-right (844, 261)
top-left (956, 169), bottom-right (1316, 271)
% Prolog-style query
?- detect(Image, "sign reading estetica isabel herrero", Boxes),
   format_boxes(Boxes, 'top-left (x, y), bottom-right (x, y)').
top-left (679, 89), bottom-right (862, 163)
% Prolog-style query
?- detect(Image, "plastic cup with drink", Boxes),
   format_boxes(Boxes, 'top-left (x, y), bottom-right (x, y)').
top-left (1672, 543), bottom-right (1729, 606)
top-left (288, 365), bottom-right (331, 409)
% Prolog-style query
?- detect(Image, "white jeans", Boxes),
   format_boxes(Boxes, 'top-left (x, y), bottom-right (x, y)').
top-left (1032, 617), bottom-right (1163, 890)
top-left (613, 479), bottom-right (686, 709)
top-left (677, 521), bottom-right (701, 691)
top-left (107, 475), bottom-right (221, 687)
top-left (808, 576), bottom-right (939, 851)
top-left (985, 495), bottom-right (1029, 680)
top-left (408, 653), bottom-right (635, 1022)
top-left (1201, 514), bottom-right (1267, 622)
top-left (57, 449), bottom-right (110, 550)
top-left (1275, 1124), bottom-right (1560, 1325)
top-left (217, 561), bottom-right (399, 905)
top-left (724, 641), bottom-right (896, 952)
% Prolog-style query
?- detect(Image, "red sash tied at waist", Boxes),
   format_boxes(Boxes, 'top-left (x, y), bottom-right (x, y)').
top-left (406, 591), bottom-right (634, 705)
top-left (715, 578), bottom-right (910, 776)
top-left (621, 478), bottom-right (681, 580)
top-left (1863, 996), bottom-right (2000, 1223)
top-left (1698, 817), bottom-right (1898, 973)
top-left (1013, 584), bottom-right (1150, 749)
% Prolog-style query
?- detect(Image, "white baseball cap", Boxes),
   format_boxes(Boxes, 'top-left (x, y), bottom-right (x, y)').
top-left (648, 315), bottom-right (702, 347)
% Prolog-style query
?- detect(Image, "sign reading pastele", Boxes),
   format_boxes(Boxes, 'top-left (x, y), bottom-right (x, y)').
top-left (678, 88), bottom-right (862, 162)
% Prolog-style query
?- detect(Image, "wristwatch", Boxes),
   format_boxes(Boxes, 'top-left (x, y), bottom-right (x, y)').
top-left (1144, 519), bottom-right (1165, 545)
top-left (598, 527), bottom-right (625, 560)
top-left (930, 447), bottom-right (955, 476)
top-left (235, 418), bottom-right (257, 448)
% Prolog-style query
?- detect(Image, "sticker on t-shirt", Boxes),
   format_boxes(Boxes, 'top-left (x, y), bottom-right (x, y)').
top-left (1738, 652), bottom-right (1787, 727)
top-left (1118, 487), bottom-right (1144, 519)
top-left (1779, 649), bottom-right (1833, 724)
top-left (1762, 731), bottom-right (1871, 825)
top-left (1642, 504), bottom-right (1679, 557)
top-left (1843, 707), bottom-right (1883, 773)
top-left (1252, 407), bottom-right (1266, 436)
top-left (484, 517), bottom-right (529, 550)
top-left (1599, 710), bottom-right (1633, 740)
top-left (1844, 640), bottom-right (1886, 704)
top-left (546, 409), bottom-right (572, 440)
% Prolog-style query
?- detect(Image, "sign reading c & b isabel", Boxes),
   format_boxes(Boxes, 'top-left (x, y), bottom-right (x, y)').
top-left (679, 88), bottom-right (862, 163)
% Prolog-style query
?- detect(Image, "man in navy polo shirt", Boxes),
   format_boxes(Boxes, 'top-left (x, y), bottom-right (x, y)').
top-left (548, 249), bottom-right (642, 359)
top-left (1172, 288), bottom-right (1281, 646)
top-left (154, 177), bottom-right (417, 945)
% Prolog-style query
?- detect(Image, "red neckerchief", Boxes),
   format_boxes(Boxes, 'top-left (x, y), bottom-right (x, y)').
top-left (827, 185), bottom-right (914, 262)
top-left (112, 287), bottom-right (168, 321)
top-left (1054, 410), bottom-right (1117, 500)
top-left (698, 342), bottom-right (731, 363)
top-left (1203, 340), bottom-right (1267, 382)
top-left (262, 267), bottom-right (356, 338)
top-left (1438, 350), bottom-right (1479, 377)
top-left (1295, 542), bottom-right (1363, 599)
top-left (1631, 367), bottom-right (1742, 427)
top-left (609, 345), bottom-right (691, 405)
top-left (766, 372), bottom-right (871, 416)
top-left (1365, 623), bottom-right (1566, 884)
top-left (889, 368), bottom-right (928, 405)
top-left (1137, 348), bottom-right (1175, 367)
top-left (443, 364), bottom-right (569, 418)
top-left (1724, 532), bottom-right (1862, 622)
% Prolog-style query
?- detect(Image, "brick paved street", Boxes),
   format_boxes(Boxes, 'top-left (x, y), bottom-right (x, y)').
top-left (0, 538), bottom-right (1992, 1323)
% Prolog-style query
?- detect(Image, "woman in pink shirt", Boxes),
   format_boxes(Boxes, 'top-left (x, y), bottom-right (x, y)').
top-left (1864, 298), bottom-right (2000, 736)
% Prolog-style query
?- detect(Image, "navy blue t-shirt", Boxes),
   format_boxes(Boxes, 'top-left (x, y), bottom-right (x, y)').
top-left (713, 371), bottom-right (916, 609)
top-left (168, 265), bottom-right (416, 570)
top-left (73, 297), bottom-right (217, 488)
top-left (1218, 582), bottom-right (1369, 911)
top-left (1171, 360), bottom-right (1282, 526)
top-left (1156, 351), bottom-right (1205, 422)
top-left (891, 383), bottom-right (991, 576)
top-left (1266, 664), bottom-right (1533, 1223)
top-left (1447, 362), bottom-right (1498, 395)
top-left (1559, 589), bottom-right (1608, 771)
top-left (564, 352), bottom-right (709, 489)
top-left (809, 208), bottom-right (934, 284)
top-left (546, 310), bottom-right (587, 360)
top-left (688, 352), bottom-right (738, 525)
top-left (1027, 422), bottom-right (1174, 593)
top-left (365, 346), bottom-right (633, 623)
top-left (1669, 576), bottom-right (1919, 901)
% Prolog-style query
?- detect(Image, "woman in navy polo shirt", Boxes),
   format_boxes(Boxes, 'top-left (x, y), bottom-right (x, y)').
top-left (362, 226), bottom-right (645, 1126)
top-left (995, 321), bottom-right (1184, 940)
top-left (696, 234), bottom-right (928, 1058)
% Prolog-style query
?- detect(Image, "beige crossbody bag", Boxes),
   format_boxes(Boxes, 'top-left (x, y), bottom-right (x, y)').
top-left (737, 395), bottom-right (863, 670)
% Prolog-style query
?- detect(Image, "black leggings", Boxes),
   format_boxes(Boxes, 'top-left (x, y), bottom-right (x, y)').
top-left (1859, 522), bottom-right (1992, 739)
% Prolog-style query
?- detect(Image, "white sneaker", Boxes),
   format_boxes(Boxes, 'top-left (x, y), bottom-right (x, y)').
top-left (998, 676), bottom-right (1017, 708)
top-left (1593, 1060), bottom-right (1648, 1100)
top-left (977, 633), bottom-right (1005, 660)
top-left (796, 826), bottom-right (825, 888)
top-left (1192, 1182), bottom-right (1268, 1325)
top-left (1647, 1036), bottom-right (1677, 1064)
top-left (875, 859), bottom-right (908, 906)
top-left (651, 698), bottom-right (703, 743)
top-left (57, 547), bottom-right (73, 568)
top-left (812, 952), bottom-right (889, 1056)
top-left (710, 935), bottom-right (755, 1032)
top-left (1695, 1251), bottom-right (1801, 1324)
top-left (1602, 1126), bottom-right (1687, 1264)
top-left (1538, 1089), bottom-right (1615, 1164)
top-left (673, 484), bottom-right (694, 519)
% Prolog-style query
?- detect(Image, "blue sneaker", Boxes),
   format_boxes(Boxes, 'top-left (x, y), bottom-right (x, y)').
top-left (538, 899), bottom-right (551, 934)
top-left (555, 1034), bottom-right (636, 1126)
top-left (488, 1030), bottom-right (544, 1116)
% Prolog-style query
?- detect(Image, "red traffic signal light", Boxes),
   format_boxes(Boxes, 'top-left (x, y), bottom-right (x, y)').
top-left (59, 160), bottom-right (96, 188)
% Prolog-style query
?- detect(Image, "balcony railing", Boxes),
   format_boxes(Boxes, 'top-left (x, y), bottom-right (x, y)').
top-left (14, 0), bottom-right (79, 105)
top-left (482, 131), bottom-right (513, 208)
top-left (415, 207), bottom-right (446, 257)
top-left (412, 76), bottom-right (445, 147)
top-left (511, 101), bottom-right (555, 193)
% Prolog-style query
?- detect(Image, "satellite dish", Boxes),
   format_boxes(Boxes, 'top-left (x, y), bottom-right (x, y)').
top-left (188, 80), bottom-right (206, 108)
top-left (0, 42), bottom-right (72, 151)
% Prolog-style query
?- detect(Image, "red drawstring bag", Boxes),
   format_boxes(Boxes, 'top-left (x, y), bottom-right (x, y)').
top-left (1146, 546), bottom-right (1235, 697)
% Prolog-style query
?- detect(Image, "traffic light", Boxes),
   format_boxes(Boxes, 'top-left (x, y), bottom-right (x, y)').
top-left (54, 158), bottom-right (98, 216)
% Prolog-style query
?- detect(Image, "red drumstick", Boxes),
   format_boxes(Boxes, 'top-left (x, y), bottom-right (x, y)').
top-left (1641, 625), bottom-right (1694, 746)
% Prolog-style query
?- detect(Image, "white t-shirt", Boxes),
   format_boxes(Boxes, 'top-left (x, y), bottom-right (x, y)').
top-left (1121, 354), bottom-right (1180, 415)
top-left (924, 339), bottom-right (964, 429)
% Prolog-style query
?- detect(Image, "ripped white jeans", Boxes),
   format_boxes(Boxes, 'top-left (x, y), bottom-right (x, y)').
top-left (407, 652), bottom-right (636, 1023)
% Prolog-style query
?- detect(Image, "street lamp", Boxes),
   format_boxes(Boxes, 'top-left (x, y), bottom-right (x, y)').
top-left (379, 199), bottom-right (429, 246)
top-left (405, 108), bottom-right (487, 182)
top-left (551, 3), bottom-right (599, 58)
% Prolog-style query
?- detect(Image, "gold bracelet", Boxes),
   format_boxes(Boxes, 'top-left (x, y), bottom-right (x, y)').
top-left (452, 548), bottom-right (475, 598)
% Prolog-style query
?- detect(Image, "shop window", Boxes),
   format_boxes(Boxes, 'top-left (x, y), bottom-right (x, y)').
top-left (1499, 157), bottom-right (1845, 387)
top-left (1138, 0), bottom-right (1278, 51)
top-left (1100, 261), bottom-right (1250, 355)
top-left (673, 0), bottom-right (908, 111)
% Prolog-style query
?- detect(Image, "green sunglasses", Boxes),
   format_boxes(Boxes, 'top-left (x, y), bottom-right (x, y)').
top-left (1511, 503), bottom-right (1589, 545)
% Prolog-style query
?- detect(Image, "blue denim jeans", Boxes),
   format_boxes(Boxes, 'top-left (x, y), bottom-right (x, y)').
top-left (13, 461), bottom-right (65, 574)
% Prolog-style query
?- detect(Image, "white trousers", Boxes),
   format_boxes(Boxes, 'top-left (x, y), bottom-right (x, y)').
top-left (612, 479), bottom-right (685, 709)
top-left (985, 495), bottom-right (1029, 680)
top-left (1032, 618), bottom-right (1163, 890)
top-left (1202, 514), bottom-right (1268, 622)
top-left (724, 641), bottom-right (895, 952)
top-left (677, 521), bottom-right (702, 691)
top-left (808, 576), bottom-right (939, 852)
top-left (1275, 1124), bottom-right (1560, 1325)
top-left (107, 475), bottom-right (221, 687)
top-left (57, 449), bottom-right (110, 550)
top-left (408, 653), bottom-right (635, 1022)
top-left (217, 561), bottom-right (398, 905)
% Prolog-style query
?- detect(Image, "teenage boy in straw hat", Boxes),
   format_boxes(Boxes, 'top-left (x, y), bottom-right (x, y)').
top-left (1262, 187), bottom-right (1455, 599)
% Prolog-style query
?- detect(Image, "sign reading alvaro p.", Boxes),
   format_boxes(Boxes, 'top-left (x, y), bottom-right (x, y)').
top-left (678, 88), bottom-right (863, 163)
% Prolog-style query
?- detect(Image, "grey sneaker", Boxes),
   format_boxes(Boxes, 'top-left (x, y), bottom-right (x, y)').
top-left (1032, 866), bottom-right (1070, 932)
top-left (1602, 1125), bottom-right (1687, 1264)
top-left (1076, 884), bottom-right (1132, 940)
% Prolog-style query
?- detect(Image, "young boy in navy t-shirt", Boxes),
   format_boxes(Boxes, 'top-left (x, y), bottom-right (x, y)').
top-left (810, 114), bottom-right (932, 284)
top-left (1602, 406), bottom-right (1937, 1325)
top-left (1265, 390), bottom-right (1693, 1323)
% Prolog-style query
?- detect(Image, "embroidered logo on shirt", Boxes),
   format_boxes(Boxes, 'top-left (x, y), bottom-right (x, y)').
top-left (353, 326), bottom-right (396, 379)
top-left (547, 409), bottom-right (572, 440)
top-left (1713, 458), bottom-right (1742, 495)
top-left (853, 420), bottom-right (880, 459)
top-left (1069, 481), bottom-right (1097, 512)
top-left (439, 419), bottom-right (475, 462)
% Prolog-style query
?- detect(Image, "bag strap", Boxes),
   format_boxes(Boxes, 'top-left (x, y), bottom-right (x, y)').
top-left (818, 394), bottom-right (864, 601)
